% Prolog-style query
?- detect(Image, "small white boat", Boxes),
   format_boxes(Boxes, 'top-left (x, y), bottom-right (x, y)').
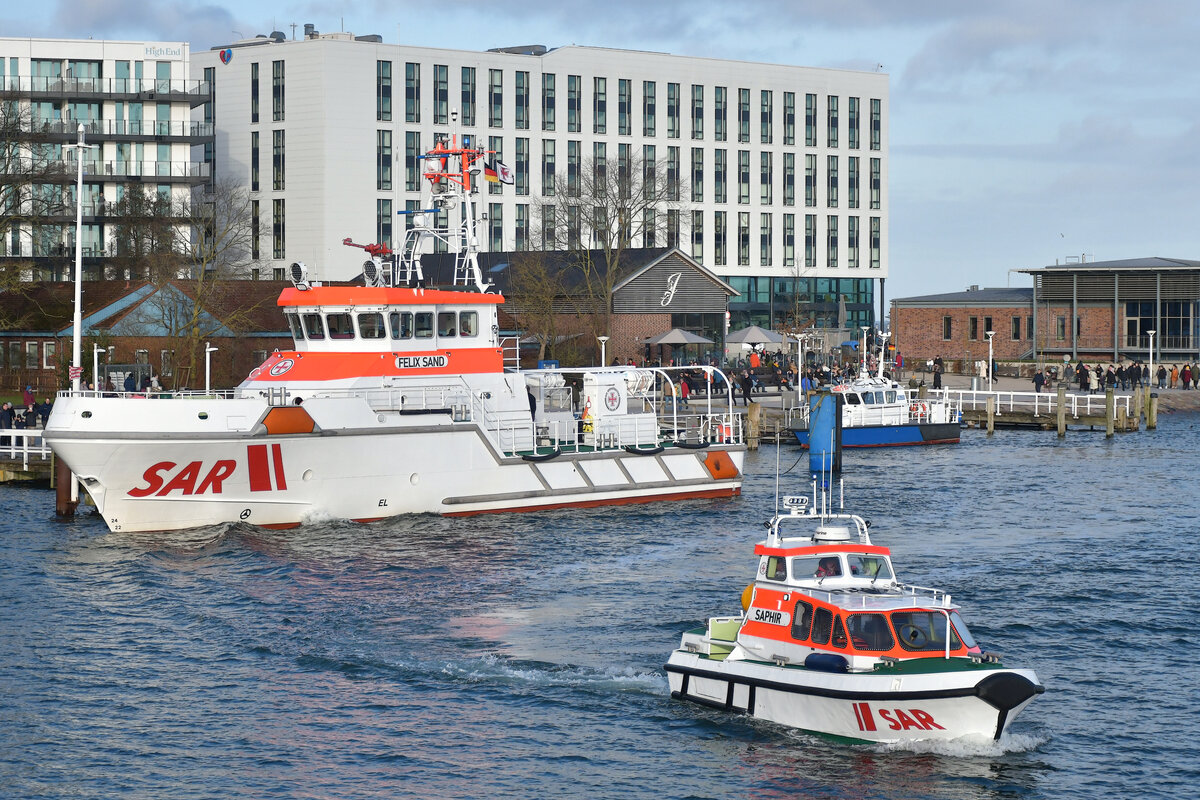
top-left (664, 490), bottom-right (1043, 743)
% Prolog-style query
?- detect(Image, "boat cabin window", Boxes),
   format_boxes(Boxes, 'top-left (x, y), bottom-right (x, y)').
top-left (327, 313), bottom-right (355, 340)
top-left (810, 607), bottom-right (833, 645)
top-left (844, 393), bottom-right (861, 405)
top-left (358, 312), bottom-right (386, 339)
top-left (302, 313), bottom-right (325, 340)
top-left (390, 311), bottom-right (413, 339)
top-left (415, 312), bottom-right (434, 339)
top-left (831, 616), bottom-right (848, 648)
top-left (791, 599), bottom-right (813, 641)
top-left (885, 390), bottom-right (897, 403)
top-left (438, 312), bottom-right (457, 337)
top-left (763, 555), bottom-right (787, 581)
top-left (459, 311), bottom-right (478, 337)
top-left (949, 611), bottom-right (978, 650)
top-left (891, 611), bottom-right (962, 652)
top-left (847, 555), bottom-right (892, 580)
top-left (847, 613), bottom-right (896, 651)
top-left (287, 313), bottom-right (305, 340)
top-left (794, 555), bottom-right (842, 579)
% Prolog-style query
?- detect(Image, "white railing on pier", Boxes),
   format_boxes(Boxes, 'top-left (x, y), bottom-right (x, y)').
top-left (0, 430), bottom-right (53, 469)
top-left (931, 388), bottom-right (1133, 417)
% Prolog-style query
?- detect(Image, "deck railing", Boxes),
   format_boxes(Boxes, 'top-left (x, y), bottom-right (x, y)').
top-left (0, 430), bottom-right (53, 469)
top-left (931, 388), bottom-right (1133, 417)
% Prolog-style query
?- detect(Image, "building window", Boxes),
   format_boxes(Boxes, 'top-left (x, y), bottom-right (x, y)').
top-left (377, 199), bottom-right (392, 248)
top-left (567, 140), bottom-right (581, 197)
top-left (23, 342), bottom-right (39, 370)
top-left (619, 78), bottom-right (632, 135)
top-left (43, 341), bottom-right (56, 370)
top-left (667, 82), bottom-right (680, 138)
top-left (827, 155), bottom-right (838, 208)
top-left (272, 199), bottom-right (285, 259)
top-left (250, 62), bottom-right (259, 123)
top-left (461, 67), bottom-right (476, 126)
top-left (848, 157), bottom-right (859, 209)
top-left (761, 152), bottom-right (773, 205)
top-left (738, 88), bottom-right (750, 143)
top-left (870, 98), bottom-right (881, 150)
top-left (642, 207), bottom-right (655, 247)
top-left (870, 158), bottom-right (881, 209)
top-left (969, 317), bottom-right (980, 341)
top-left (271, 60), bottom-right (284, 121)
top-left (515, 137), bottom-right (529, 196)
top-left (618, 144), bottom-right (631, 200)
top-left (541, 139), bottom-right (555, 196)
top-left (515, 70), bottom-right (529, 130)
top-left (691, 210), bottom-right (703, 259)
top-left (593, 142), bottom-right (606, 187)
top-left (489, 203), bottom-right (503, 250)
top-left (272, 130), bottom-right (285, 190)
top-left (406, 63), bottom-right (421, 123)
top-left (714, 86), bottom-right (727, 142)
top-left (713, 149), bottom-right (726, 204)
top-left (869, 216), bottom-right (880, 268)
top-left (805, 93), bottom-right (817, 147)
top-left (943, 316), bottom-right (953, 340)
top-left (738, 211), bottom-right (750, 266)
top-left (737, 150), bottom-right (750, 204)
top-left (714, 211), bottom-right (727, 266)
top-left (827, 96), bottom-right (839, 148)
top-left (642, 80), bottom-right (656, 136)
top-left (847, 216), bottom-right (859, 268)
top-left (805, 154), bottom-right (817, 207)
top-left (251, 200), bottom-right (260, 260)
top-left (434, 64), bottom-right (449, 124)
top-left (761, 90), bottom-right (773, 144)
top-left (1011, 316), bottom-right (1022, 341)
top-left (691, 84), bottom-right (703, 139)
top-left (642, 144), bottom-right (655, 200)
top-left (542, 206), bottom-right (555, 247)
top-left (783, 91), bottom-right (795, 146)
top-left (783, 213), bottom-right (795, 267)
top-left (760, 213), bottom-right (772, 266)
top-left (567, 75), bottom-right (581, 132)
top-left (691, 147), bottom-right (704, 203)
top-left (489, 136), bottom-right (503, 195)
top-left (377, 130), bottom-right (392, 190)
top-left (515, 204), bottom-right (529, 250)
top-left (805, 214), bottom-right (816, 267)
top-left (827, 215), bottom-right (838, 268)
top-left (783, 153), bottom-right (795, 206)
top-left (377, 61), bottom-right (392, 121)
top-left (250, 131), bottom-right (259, 191)
top-left (405, 132), bottom-right (421, 191)
top-left (666, 209), bottom-right (679, 248)
top-left (542, 73), bottom-right (555, 131)
top-left (488, 69), bottom-right (502, 127)
top-left (666, 145), bottom-right (680, 201)
top-left (1055, 316), bottom-right (1066, 340)
top-left (593, 77), bottom-right (606, 134)
top-left (848, 97), bottom-right (859, 149)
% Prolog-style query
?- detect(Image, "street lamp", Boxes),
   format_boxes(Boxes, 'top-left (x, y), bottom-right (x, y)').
top-left (985, 330), bottom-right (996, 392)
top-left (1147, 330), bottom-right (1157, 388)
top-left (596, 335), bottom-right (609, 367)
top-left (860, 326), bottom-right (871, 375)
top-left (92, 343), bottom-right (105, 393)
top-left (205, 342), bottom-right (219, 394)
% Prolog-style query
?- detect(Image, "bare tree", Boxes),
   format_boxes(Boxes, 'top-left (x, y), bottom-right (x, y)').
top-left (105, 188), bottom-right (181, 281)
top-left (537, 152), bottom-right (684, 341)
top-left (506, 250), bottom-right (567, 363)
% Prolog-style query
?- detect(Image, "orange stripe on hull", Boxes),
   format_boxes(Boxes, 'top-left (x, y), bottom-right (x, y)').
top-left (443, 486), bottom-right (741, 517)
top-left (259, 521), bottom-right (301, 530)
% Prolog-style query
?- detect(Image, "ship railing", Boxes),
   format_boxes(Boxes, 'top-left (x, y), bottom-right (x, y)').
top-left (801, 583), bottom-right (953, 609)
top-left (931, 388), bottom-right (1132, 417)
top-left (0, 430), bottom-right (52, 469)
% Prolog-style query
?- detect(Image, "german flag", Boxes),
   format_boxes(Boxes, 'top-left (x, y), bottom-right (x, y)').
top-left (483, 161), bottom-right (499, 183)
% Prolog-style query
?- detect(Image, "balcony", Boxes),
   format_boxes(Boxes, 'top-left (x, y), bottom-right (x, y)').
top-left (27, 119), bottom-right (214, 142)
top-left (6, 76), bottom-right (212, 106)
top-left (89, 160), bottom-right (211, 184)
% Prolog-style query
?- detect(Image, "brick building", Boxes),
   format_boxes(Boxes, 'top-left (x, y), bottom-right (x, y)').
top-left (890, 287), bottom-right (1034, 368)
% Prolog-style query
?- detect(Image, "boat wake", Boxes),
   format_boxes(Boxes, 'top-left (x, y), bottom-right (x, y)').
top-left (874, 730), bottom-right (1047, 756)
top-left (440, 653), bottom-right (664, 695)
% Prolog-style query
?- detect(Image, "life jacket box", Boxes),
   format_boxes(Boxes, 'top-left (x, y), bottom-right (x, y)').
top-left (580, 371), bottom-right (657, 447)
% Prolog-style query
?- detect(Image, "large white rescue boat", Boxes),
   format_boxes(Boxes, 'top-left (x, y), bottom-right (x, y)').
top-left (45, 134), bottom-right (744, 533)
top-left (665, 489), bottom-right (1043, 743)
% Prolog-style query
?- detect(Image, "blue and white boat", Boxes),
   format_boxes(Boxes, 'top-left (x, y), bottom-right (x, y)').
top-left (791, 373), bottom-right (960, 448)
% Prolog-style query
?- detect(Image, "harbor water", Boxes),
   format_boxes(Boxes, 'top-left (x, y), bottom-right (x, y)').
top-left (2, 417), bottom-right (1199, 798)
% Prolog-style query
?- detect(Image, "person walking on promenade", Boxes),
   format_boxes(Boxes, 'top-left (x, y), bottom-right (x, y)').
top-left (1183, 364), bottom-right (1193, 390)
top-left (1033, 369), bottom-right (1045, 393)
top-left (1089, 366), bottom-right (1100, 394)
top-left (1157, 364), bottom-right (1167, 389)
top-left (1078, 364), bottom-right (1089, 393)
top-left (740, 370), bottom-right (753, 407)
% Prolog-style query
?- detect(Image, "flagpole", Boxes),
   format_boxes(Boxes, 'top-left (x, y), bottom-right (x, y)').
top-left (64, 123), bottom-right (97, 393)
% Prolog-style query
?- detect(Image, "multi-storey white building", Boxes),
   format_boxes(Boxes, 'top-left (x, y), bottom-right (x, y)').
top-left (0, 37), bottom-right (212, 280)
top-left (195, 30), bottom-right (888, 328)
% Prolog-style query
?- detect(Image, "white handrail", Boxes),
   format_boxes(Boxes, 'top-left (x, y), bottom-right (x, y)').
top-left (0, 429), bottom-right (53, 469)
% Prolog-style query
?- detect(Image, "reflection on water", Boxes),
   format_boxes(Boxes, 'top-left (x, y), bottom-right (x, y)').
top-left (2, 419), bottom-right (1200, 798)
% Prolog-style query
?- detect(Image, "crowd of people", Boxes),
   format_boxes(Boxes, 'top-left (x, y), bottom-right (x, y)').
top-left (0, 386), bottom-right (54, 445)
top-left (1030, 360), bottom-right (1200, 393)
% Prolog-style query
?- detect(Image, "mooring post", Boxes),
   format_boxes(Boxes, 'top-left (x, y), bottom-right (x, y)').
top-left (1057, 385), bottom-right (1067, 437)
top-left (986, 395), bottom-right (995, 436)
top-left (747, 402), bottom-right (762, 450)
top-left (1105, 388), bottom-right (1115, 438)
top-left (54, 456), bottom-right (78, 518)
top-left (1148, 393), bottom-right (1158, 429)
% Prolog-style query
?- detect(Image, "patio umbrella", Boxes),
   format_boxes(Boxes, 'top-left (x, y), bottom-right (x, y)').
top-left (726, 325), bottom-right (784, 345)
top-left (643, 328), bottom-right (714, 346)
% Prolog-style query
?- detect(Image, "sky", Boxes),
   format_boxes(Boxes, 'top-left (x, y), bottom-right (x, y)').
top-left (7, 0), bottom-right (1200, 300)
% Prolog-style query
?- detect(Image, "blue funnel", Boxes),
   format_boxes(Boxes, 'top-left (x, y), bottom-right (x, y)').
top-left (808, 389), bottom-right (842, 483)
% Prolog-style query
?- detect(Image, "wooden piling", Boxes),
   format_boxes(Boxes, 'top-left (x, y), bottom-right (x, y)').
top-left (747, 402), bottom-right (762, 450)
top-left (986, 395), bottom-right (995, 436)
top-left (1148, 394), bottom-right (1158, 429)
top-left (1105, 389), bottom-right (1115, 438)
top-left (54, 457), bottom-right (77, 518)
top-left (1057, 385), bottom-right (1067, 437)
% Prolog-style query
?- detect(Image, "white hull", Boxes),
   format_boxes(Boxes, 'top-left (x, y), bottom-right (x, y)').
top-left (46, 395), bottom-right (743, 532)
top-left (665, 650), bottom-right (1041, 743)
